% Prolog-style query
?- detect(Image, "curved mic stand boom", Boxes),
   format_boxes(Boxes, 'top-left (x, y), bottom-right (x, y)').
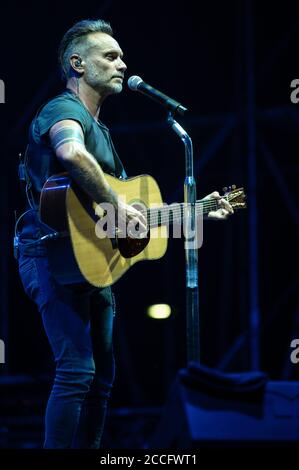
top-left (167, 113), bottom-right (200, 364)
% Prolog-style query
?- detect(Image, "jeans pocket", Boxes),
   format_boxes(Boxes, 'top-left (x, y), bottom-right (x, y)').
top-left (19, 256), bottom-right (48, 310)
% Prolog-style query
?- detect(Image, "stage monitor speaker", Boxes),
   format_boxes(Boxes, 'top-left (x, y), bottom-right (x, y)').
top-left (152, 377), bottom-right (299, 448)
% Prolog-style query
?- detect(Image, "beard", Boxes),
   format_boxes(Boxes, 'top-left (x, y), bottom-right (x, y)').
top-left (85, 62), bottom-right (123, 95)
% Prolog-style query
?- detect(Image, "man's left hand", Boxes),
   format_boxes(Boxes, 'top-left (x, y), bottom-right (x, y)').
top-left (203, 191), bottom-right (234, 220)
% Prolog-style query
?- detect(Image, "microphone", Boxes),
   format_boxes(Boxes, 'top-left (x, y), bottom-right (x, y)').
top-left (127, 75), bottom-right (187, 115)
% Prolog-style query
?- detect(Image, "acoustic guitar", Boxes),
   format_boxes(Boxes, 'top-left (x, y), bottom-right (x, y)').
top-left (39, 173), bottom-right (246, 287)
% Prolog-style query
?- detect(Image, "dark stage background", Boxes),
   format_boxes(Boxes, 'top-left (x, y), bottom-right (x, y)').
top-left (0, 0), bottom-right (298, 449)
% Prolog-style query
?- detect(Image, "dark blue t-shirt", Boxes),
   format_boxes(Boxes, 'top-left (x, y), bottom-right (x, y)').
top-left (21, 89), bottom-right (126, 241)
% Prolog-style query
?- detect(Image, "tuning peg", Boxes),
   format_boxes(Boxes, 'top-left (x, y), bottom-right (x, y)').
top-left (223, 186), bottom-right (228, 192)
top-left (232, 184), bottom-right (236, 190)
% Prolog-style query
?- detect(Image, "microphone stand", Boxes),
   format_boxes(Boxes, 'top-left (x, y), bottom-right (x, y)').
top-left (167, 113), bottom-right (200, 363)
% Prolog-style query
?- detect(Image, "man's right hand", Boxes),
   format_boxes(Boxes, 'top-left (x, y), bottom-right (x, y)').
top-left (115, 199), bottom-right (148, 238)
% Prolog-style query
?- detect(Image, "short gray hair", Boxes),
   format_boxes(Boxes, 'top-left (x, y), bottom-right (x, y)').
top-left (58, 19), bottom-right (113, 81)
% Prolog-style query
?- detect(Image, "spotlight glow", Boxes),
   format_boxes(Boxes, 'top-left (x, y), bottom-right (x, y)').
top-left (147, 304), bottom-right (171, 319)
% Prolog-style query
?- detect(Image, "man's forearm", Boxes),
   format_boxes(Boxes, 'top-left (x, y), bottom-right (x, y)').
top-left (60, 149), bottom-right (118, 206)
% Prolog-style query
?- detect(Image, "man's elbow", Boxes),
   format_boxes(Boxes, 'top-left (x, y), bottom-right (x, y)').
top-left (55, 142), bottom-right (86, 166)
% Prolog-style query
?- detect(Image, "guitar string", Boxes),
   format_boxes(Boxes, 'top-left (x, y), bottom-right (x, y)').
top-left (145, 202), bottom-right (216, 227)
top-left (139, 196), bottom-right (244, 228)
top-left (151, 199), bottom-right (243, 226)
top-left (94, 192), bottom-right (244, 230)
top-left (146, 202), bottom-right (222, 226)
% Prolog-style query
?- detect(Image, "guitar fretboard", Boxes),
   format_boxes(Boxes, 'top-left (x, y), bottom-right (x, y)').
top-left (143, 197), bottom-right (226, 228)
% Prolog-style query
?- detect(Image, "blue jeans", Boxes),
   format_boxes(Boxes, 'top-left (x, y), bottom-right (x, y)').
top-left (18, 253), bottom-right (115, 448)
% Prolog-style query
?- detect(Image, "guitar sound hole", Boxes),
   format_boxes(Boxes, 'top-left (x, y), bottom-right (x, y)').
top-left (130, 203), bottom-right (148, 237)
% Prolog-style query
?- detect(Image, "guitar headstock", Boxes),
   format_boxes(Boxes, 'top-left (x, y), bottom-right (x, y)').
top-left (223, 185), bottom-right (247, 210)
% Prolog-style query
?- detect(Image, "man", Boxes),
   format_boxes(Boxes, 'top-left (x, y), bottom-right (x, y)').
top-left (17, 19), bottom-right (233, 449)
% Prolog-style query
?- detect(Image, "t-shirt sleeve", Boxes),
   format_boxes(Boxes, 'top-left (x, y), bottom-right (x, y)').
top-left (36, 96), bottom-right (89, 138)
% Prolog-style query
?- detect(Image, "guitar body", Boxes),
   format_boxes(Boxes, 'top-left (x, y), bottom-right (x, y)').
top-left (40, 173), bottom-right (168, 287)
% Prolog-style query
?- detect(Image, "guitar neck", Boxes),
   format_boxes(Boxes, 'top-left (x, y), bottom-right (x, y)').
top-left (146, 198), bottom-right (223, 228)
